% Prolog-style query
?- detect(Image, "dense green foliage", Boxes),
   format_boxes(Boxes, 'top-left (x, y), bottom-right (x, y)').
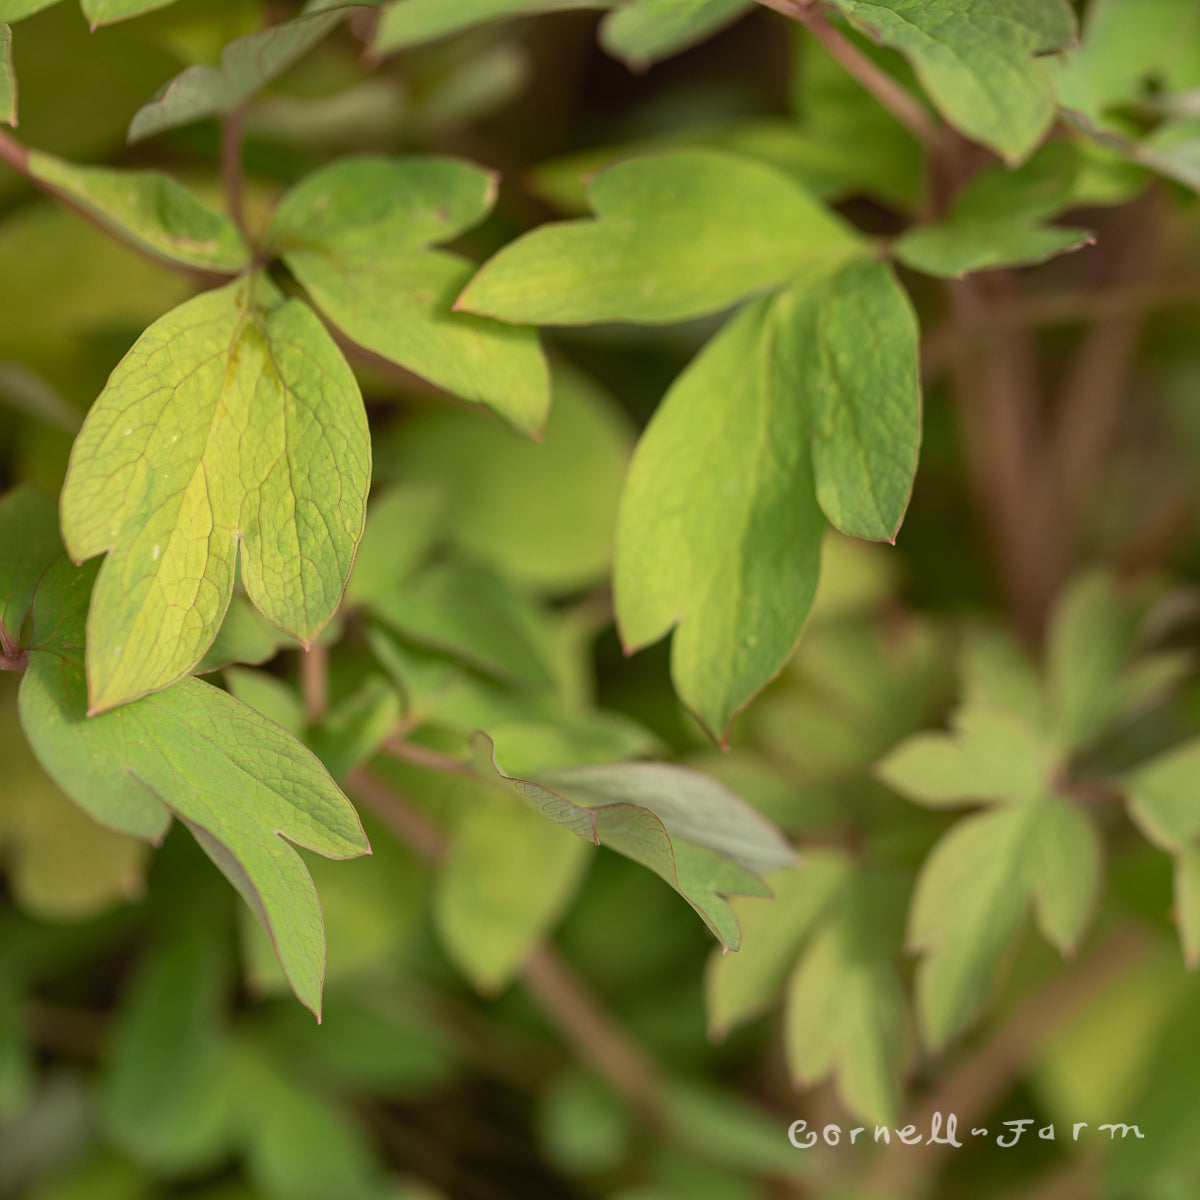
top-left (3, 1), bottom-right (1200, 1197)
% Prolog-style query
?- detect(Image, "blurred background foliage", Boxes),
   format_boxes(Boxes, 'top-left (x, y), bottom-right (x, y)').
top-left (5, 1), bottom-right (1200, 1198)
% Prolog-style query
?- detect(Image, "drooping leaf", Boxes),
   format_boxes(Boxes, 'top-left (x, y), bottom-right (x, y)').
top-left (60, 273), bottom-right (369, 713)
top-left (127, 7), bottom-right (353, 141)
top-left (380, 365), bottom-right (631, 592)
top-left (435, 785), bottom-right (592, 992)
top-left (18, 557), bottom-right (370, 1017)
top-left (0, 24), bottom-right (14, 126)
top-left (704, 854), bottom-right (850, 1038)
top-left (784, 869), bottom-right (909, 1125)
top-left (476, 735), bottom-right (795, 949)
top-left (599, 0), bottom-right (752, 70)
top-left (269, 156), bottom-right (550, 435)
top-left (373, 0), bottom-right (604, 53)
top-left (894, 216), bottom-right (1093, 278)
top-left (26, 152), bottom-right (249, 272)
top-left (908, 797), bottom-right (1101, 1049)
top-left (458, 150), bottom-right (864, 325)
top-left (80, 0), bottom-right (181, 26)
top-left (825, 0), bottom-right (1077, 163)
top-left (0, 486), bottom-right (60, 647)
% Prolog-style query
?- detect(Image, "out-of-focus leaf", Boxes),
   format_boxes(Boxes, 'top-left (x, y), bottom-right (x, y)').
top-left (81, 0), bottom-right (181, 25)
top-left (18, 557), bottom-right (370, 1017)
top-left (0, 486), bottom-right (59, 645)
top-left (128, 7), bottom-right (353, 141)
top-left (195, 596), bottom-right (287, 675)
top-left (478, 736), bottom-right (795, 948)
top-left (705, 855), bottom-right (849, 1037)
top-left (825, 0), bottom-right (1077, 163)
top-left (436, 785), bottom-right (592, 991)
top-left (29, 1155), bottom-right (153, 1200)
top-left (60, 274), bottom-right (369, 712)
top-left (225, 667), bottom-right (305, 737)
top-left (27, 152), bottom-right (248, 272)
top-left (538, 1070), bottom-right (634, 1175)
top-left (382, 365), bottom-right (630, 592)
top-left (309, 675), bottom-right (403, 782)
top-left (374, 0), bottom-right (603, 52)
top-left (270, 156), bottom-right (549, 435)
top-left (894, 216), bottom-right (1092, 277)
top-left (0, 2), bottom-right (61, 22)
top-left (459, 150), bottom-right (864, 325)
top-left (344, 484), bottom-right (444, 609)
top-left (0, 24), bottom-right (14, 125)
top-left (599, 0), bottom-right (751, 70)
top-left (0, 363), bottom-right (82, 434)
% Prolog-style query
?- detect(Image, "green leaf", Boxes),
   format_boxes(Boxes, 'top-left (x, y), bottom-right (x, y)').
top-left (80, 0), bottom-right (181, 26)
top-left (308, 675), bottom-right (403, 782)
top-left (784, 870), bottom-right (908, 1125)
top-left (373, 0), bottom-right (604, 52)
top-left (102, 916), bottom-right (235, 1172)
top-left (270, 156), bottom-right (549, 435)
top-left (458, 150), bottom-right (864, 325)
top-left (380, 364), bottom-right (631, 592)
top-left (599, 0), bottom-right (752, 70)
top-left (344, 483), bottom-right (444, 609)
top-left (909, 796), bottom-right (1101, 1049)
top-left (0, 486), bottom-right (60, 648)
top-left (477, 735), bottom-right (795, 948)
top-left (26, 151), bottom-right (249, 272)
top-left (894, 216), bottom-right (1093, 278)
top-left (0, 362), bottom-right (82, 434)
top-left (1125, 740), bottom-right (1200, 965)
top-left (127, 7), bottom-right (352, 141)
top-left (435, 786), bottom-right (592, 991)
top-left (0, 1), bottom-right (61, 22)
top-left (704, 854), bottom-right (850, 1038)
top-left (195, 596), bottom-right (287, 675)
top-left (225, 667), bottom-right (305, 737)
top-left (0, 24), bottom-right (14, 126)
top-left (826, 0), bottom-right (1077, 163)
top-left (60, 274), bottom-right (369, 713)
top-left (18, 557), bottom-right (370, 1017)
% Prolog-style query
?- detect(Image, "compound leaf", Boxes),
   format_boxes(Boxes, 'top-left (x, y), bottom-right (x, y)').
top-left (599, 0), bottom-right (752, 70)
top-left (374, 0), bottom-right (604, 52)
top-left (458, 150), bottom-right (864, 325)
top-left (60, 274), bottom-right (369, 713)
top-left (128, 7), bottom-right (353, 141)
top-left (477, 734), bottom-right (795, 949)
top-left (826, 0), bottom-right (1077, 163)
top-left (26, 152), bottom-right (249, 272)
top-left (269, 156), bottom-right (549, 435)
top-left (18, 556), bottom-right (370, 1017)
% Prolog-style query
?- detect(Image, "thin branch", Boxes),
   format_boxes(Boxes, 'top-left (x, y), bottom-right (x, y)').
top-left (0, 126), bottom-right (234, 285)
top-left (220, 105), bottom-right (251, 246)
top-left (384, 737), bottom-right (479, 780)
top-left (300, 642), bottom-right (329, 725)
top-left (755, 0), bottom-right (953, 156)
top-left (345, 766), bottom-right (666, 1125)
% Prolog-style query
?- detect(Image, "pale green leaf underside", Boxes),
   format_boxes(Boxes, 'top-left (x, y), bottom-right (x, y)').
top-left (127, 8), bottom-right (351, 141)
top-left (0, 24), bottom-right (13, 126)
top-left (271, 155), bottom-right (549, 434)
top-left (894, 217), bottom-right (1093, 278)
top-left (458, 149), bottom-right (864, 325)
top-left (436, 788), bottom-right (591, 992)
top-left (374, 0), bottom-right (604, 52)
top-left (908, 797), bottom-right (1100, 1049)
top-left (81, 0), bottom-right (180, 25)
top-left (28, 151), bottom-right (249, 272)
top-left (18, 559), bottom-right (369, 1017)
top-left (477, 734), bottom-right (794, 949)
top-left (60, 275), bottom-right (369, 713)
top-left (599, 0), bottom-right (752, 70)
top-left (827, 0), bottom-right (1077, 163)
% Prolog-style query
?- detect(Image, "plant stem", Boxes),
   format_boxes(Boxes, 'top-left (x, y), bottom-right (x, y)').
top-left (0, 126), bottom-right (233, 284)
top-left (220, 105), bottom-right (251, 245)
top-left (345, 765), bottom-right (666, 1125)
top-left (384, 737), bottom-right (479, 780)
top-left (754, 0), bottom-right (953, 156)
top-left (300, 642), bottom-right (328, 724)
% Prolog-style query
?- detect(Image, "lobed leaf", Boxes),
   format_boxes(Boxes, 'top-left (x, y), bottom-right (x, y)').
top-left (127, 7), bottom-right (354, 141)
top-left (373, 0), bottom-right (604, 52)
top-left (458, 150), bottom-right (864, 325)
top-left (270, 156), bottom-right (549, 435)
top-left (599, 0), bottom-right (752, 71)
top-left (476, 734), bottom-right (795, 949)
top-left (18, 556), bottom-right (370, 1017)
top-left (825, 0), bottom-right (1077, 163)
top-left (60, 274), bottom-right (369, 713)
top-left (27, 151), bottom-right (249, 272)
